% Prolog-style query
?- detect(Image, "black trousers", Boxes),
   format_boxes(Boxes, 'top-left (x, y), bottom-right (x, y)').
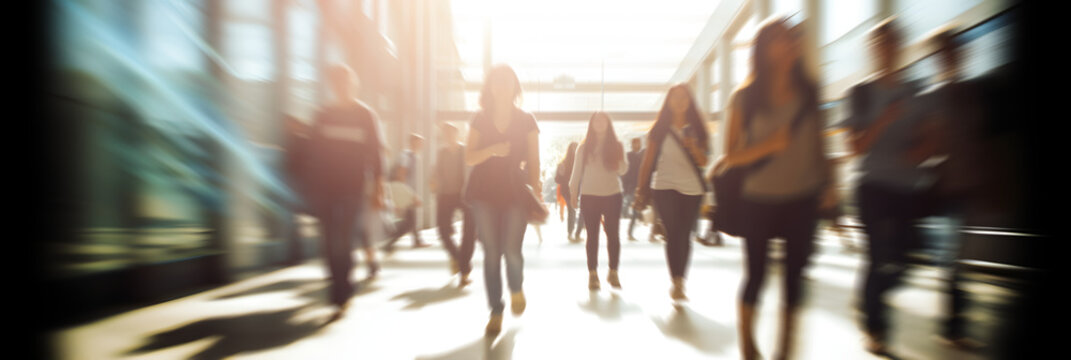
top-left (437, 193), bottom-right (477, 275)
top-left (623, 192), bottom-right (641, 238)
top-left (652, 189), bottom-right (702, 278)
top-left (387, 208), bottom-right (422, 246)
top-left (316, 201), bottom-right (360, 306)
top-left (739, 196), bottom-right (819, 307)
top-left (580, 193), bottom-right (623, 271)
top-left (858, 182), bottom-right (925, 340)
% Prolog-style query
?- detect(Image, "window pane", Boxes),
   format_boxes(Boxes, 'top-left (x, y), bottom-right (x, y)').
top-left (450, 0), bottom-right (723, 89)
top-left (225, 0), bottom-right (271, 21)
top-left (893, 0), bottom-right (982, 43)
top-left (143, 0), bottom-right (205, 72)
top-left (224, 22), bottom-right (275, 81)
top-left (822, 0), bottom-right (876, 44)
top-left (772, 0), bottom-right (804, 18)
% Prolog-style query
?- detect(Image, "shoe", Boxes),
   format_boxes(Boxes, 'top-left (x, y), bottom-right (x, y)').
top-left (413, 241), bottom-right (431, 249)
top-left (864, 333), bottom-right (888, 355)
top-left (589, 272), bottom-right (601, 290)
top-left (329, 299), bottom-right (351, 323)
top-left (670, 278), bottom-right (687, 301)
top-left (486, 314), bottom-right (503, 336)
top-left (511, 291), bottom-right (526, 315)
top-left (628, 235), bottom-right (637, 242)
top-left (607, 270), bottom-right (621, 289)
top-left (368, 262), bottom-right (381, 278)
top-left (458, 272), bottom-right (472, 288)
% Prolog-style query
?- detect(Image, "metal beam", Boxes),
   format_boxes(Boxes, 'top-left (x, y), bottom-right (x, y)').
top-left (437, 111), bottom-right (660, 122)
top-left (462, 82), bottom-right (673, 93)
top-left (668, 0), bottom-right (750, 85)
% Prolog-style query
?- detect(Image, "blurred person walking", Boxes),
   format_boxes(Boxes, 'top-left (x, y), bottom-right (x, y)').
top-left (383, 133), bottom-right (430, 251)
top-left (713, 16), bottom-right (836, 360)
top-left (463, 64), bottom-right (541, 336)
top-left (292, 64), bottom-right (385, 319)
top-left (633, 84), bottom-right (710, 302)
top-left (569, 112), bottom-right (628, 290)
top-left (917, 25), bottom-right (988, 350)
top-left (385, 166), bottom-right (423, 251)
top-left (555, 142), bottom-right (580, 241)
top-left (431, 123), bottom-right (478, 287)
top-left (622, 137), bottom-right (645, 241)
top-left (843, 17), bottom-right (933, 356)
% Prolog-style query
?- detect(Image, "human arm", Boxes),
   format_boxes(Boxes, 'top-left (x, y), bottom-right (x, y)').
top-left (904, 111), bottom-right (947, 166)
top-left (848, 100), bottom-right (902, 155)
top-left (568, 144), bottom-right (584, 208)
top-left (463, 129), bottom-right (510, 166)
top-left (527, 129), bottom-right (542, 195)
top-left (816, 118), bottom-right (839, 210)
top-left (617, 142), bottom-right (629, 176)
top-left (368, 110), bottom-right (387, 210)
top-left (715, 92), bottom-right (790, 173)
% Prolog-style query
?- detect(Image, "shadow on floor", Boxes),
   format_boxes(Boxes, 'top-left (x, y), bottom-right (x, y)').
top-left (390, 284), bottom-right (469, 310)
top-left (576, 291), bottom-right (642, 321)
top-left (123, 304), bottom-right (329, 360)
top-left (803, 275), bottom-right (993, 360)
top-left (210, 276), bottom-right (382, 302)
top-left (212, 279), bottom-right (325, 301)
top-left (415, 328), bottom-right (519, 360)
top-left (651, 305), bottom-right (734, 355)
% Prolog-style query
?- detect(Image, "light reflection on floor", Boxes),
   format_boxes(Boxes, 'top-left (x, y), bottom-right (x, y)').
top-left (53, 217), bottom-right (998, 360)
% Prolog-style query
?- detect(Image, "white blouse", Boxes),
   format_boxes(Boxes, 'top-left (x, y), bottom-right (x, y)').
top-left (651, 127), bottom-right (705, 196)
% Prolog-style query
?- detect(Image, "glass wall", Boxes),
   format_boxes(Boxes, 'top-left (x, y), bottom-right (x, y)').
top-left (46, 0), bottom-right (325, 284)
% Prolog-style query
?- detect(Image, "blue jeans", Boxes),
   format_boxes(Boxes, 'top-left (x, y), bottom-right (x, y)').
top-left (471, 200), bottom-right (528, 315)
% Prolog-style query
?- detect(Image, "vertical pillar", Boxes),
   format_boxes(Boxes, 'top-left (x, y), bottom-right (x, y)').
top-left (203, 0), bottom-right (232, 283)
top-left (483, 16), bottom-right (492, 75)
top-left (754, 0), bottom-right (772, 20)
top-left (694, 60), bottom-right (711, 115)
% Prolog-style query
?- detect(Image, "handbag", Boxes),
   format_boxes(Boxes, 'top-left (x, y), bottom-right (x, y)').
top-left (513, 167), bottom-right (549, 224)
top-left (710, 89), bottom-right (812, 237)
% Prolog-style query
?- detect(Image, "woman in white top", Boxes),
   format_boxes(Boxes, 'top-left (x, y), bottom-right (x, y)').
top-left (634, 84), bottom-right (710, 302)
top-left (569, 112), bottom-right (628, 290)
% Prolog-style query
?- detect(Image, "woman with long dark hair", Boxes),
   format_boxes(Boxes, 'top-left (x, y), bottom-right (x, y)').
top-left (463, 64), bottom-right (541, 336)
top-left (569, 112), bottom-right (628, 290)
top-left (555, 142), bottom-right (580, 240)
top-left (715, 17), bottom-right (836, 360)
top-left (634, 84), bottom-right (710, 302)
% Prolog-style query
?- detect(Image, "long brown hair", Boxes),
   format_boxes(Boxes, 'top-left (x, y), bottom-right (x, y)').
top-left (649, 84), bottom-right (709, 151)
top-left (581, 112), bottom-right (624, 170)
top-left (742, 16), bottom-right (818, 114)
